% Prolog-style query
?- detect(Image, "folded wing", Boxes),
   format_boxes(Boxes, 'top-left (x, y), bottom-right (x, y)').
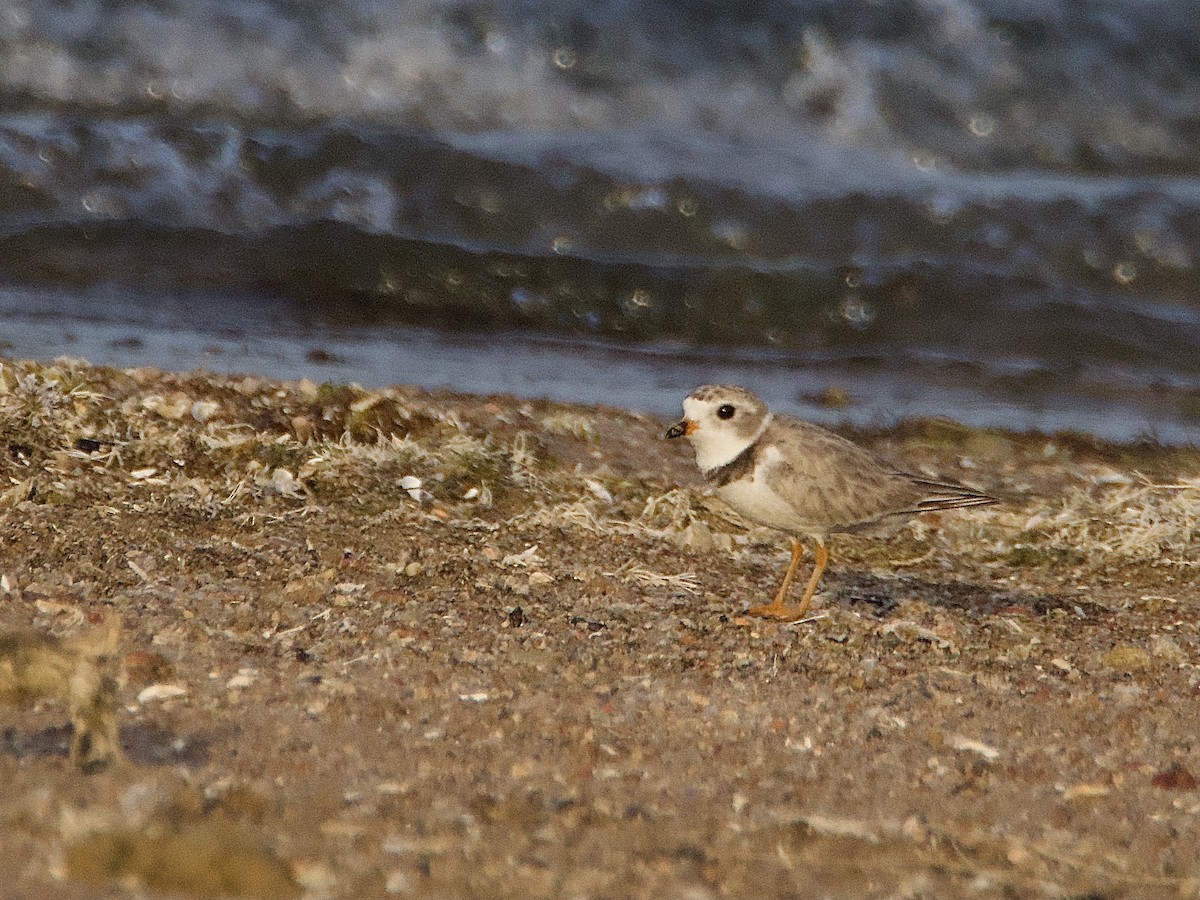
top-left (760, 418), bottom-right (997, 534)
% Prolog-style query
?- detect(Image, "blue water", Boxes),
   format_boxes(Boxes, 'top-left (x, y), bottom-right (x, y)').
top-left (1, 0), bottom-right (1198, 441)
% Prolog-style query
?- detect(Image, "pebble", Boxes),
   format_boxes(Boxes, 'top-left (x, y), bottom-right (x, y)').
top-left (137, 684), bottom-right (188, 704)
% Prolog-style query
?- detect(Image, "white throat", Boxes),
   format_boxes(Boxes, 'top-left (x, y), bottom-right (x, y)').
top-left (687, 406), bottom-right (772, 473)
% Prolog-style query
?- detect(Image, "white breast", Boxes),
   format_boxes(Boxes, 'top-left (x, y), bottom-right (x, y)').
top-left (716, 447), bottom-right (808, 534)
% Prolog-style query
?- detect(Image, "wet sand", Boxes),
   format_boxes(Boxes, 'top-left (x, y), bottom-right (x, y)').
top-left (1, 356), bottom-right (1198, 899)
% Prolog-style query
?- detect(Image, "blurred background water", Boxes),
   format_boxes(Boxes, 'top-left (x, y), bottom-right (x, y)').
top-left (1, 0), bottom-right (1199, 440)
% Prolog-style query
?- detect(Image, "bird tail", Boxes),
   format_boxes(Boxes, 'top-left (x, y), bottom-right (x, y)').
top-left (905, 476), bottom-right (999, 511)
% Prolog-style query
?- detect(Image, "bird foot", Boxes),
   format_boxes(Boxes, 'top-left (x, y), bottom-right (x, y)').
top-left (747, 601), bottom-right (812, 621)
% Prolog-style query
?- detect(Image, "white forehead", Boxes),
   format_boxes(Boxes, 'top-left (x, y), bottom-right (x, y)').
top-left (682, 395), bottom-right (712, 418)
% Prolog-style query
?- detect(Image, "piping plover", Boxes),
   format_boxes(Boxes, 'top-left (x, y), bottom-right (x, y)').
top-left (666, 385), bottom-right (997, 620)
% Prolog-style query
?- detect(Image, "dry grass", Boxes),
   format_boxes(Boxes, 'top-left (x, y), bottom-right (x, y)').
top-left (4, 357), bottom-right (1198, 582)
top-left (997, 477), bottom-right (1200, 568)
top-left (0, 617), bottom-right (122, 771)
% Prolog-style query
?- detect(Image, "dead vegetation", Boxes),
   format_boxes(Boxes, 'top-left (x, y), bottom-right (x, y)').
top-left (0, 617), bottom-right (122, 772)
top-left (2, 356), bottom-right (1197, 584)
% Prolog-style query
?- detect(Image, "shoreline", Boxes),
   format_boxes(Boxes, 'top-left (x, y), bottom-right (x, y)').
top-left (1, 355), bottom-right (1198, 899)
top-left (6, 285), bottom-right (1200, 444)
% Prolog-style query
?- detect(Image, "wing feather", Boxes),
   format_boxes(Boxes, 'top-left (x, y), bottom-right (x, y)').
top-left (746, 417), bottom-right (996, 534)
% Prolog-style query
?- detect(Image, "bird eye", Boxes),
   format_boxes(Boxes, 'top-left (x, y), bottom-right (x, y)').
top-left (717, 404), bottom-right (735, 420)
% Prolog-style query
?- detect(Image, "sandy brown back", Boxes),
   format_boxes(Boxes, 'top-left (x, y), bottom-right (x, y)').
top-left (753, 417), bottom-right (922, 533)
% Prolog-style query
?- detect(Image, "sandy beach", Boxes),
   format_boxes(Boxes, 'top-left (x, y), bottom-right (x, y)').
top-left (1, 356), bottom-right (1198, 899)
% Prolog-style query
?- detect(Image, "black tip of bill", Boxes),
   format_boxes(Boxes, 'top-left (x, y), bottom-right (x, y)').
top-left (665, 421), bottom-right (687, 439)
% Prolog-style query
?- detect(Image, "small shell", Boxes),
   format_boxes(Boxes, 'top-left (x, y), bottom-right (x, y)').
top-left (191, 400), bottom-right (220, 423)
top-left (584, 479), bottom-right (614, 504)
top-left (137, 683), bottom-right (187, 704)
top-left (226, 669), bottom-right (259, 690)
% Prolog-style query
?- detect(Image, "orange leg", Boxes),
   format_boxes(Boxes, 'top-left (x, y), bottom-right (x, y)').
top-left (749, 541), bottom-right (829, 621)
